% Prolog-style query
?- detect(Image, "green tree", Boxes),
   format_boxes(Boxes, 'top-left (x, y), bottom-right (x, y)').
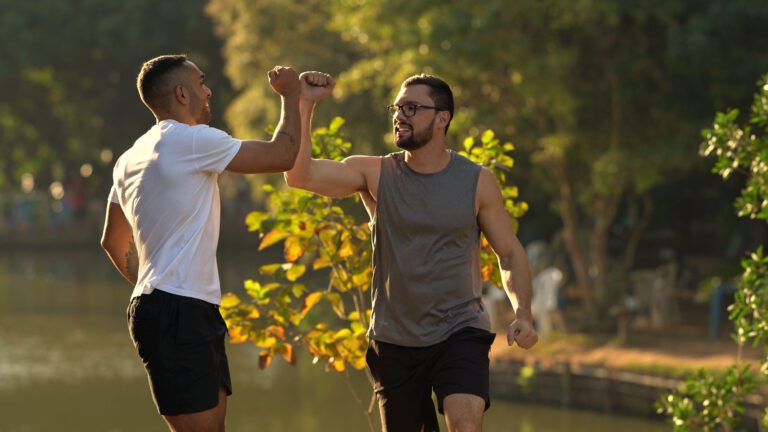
top-left (326, 0), bottom-right (768, 318)
top-left (208, 0), bottom-right (768, 322)
top-left (657, 75), bottom-right (768, 431)
top-left (0, 0), bottom-right (228, 196)
top-left (206, 0), bottom-right (373, 144)
top-left (219, 118), bottom-right (526, 428)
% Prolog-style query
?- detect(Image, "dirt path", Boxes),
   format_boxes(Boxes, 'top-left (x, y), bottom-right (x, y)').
top-left (490, 332), bottom-right (764, 374)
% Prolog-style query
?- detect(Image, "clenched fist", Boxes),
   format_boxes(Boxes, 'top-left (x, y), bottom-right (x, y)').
top-left (299, 71), bottom-right (335, 103)
top-left (268, 66), bottom-right (300, 97)
top-left (507, 317), bottom-right (538, 349)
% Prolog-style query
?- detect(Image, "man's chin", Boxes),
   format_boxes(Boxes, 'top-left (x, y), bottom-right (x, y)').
top-left (396, 138), bottom-right (425, 151)
top-left (395, 141), bottom-right (412, 150)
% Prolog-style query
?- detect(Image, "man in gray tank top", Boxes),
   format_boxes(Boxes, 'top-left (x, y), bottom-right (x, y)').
top-left (286, 71), bottom-right (537, 432)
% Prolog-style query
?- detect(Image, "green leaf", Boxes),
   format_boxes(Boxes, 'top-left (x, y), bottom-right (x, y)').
top-left (333, 328), bottom-right (352, 341)
top-left (329, 116), bottom-right (345, 133)
top-left (245, 211), bottom-right (269, 232)
top-left (463, 136), bottom-right (474, 152)
top-left (259, 263), bottom-right (282, 276)
top-left (285, 264), bottom-right (306, 281)
top-left (313, 257), bottom-right (332, 270)
top-left (301, 292), bottom-right (324, 317)
top-left (327, 292), bottom-right (345, 318)
top-left (259, 230), bottom-right (289, 250)
top-left (292, 284), bottom-right (307, 298)
top-left (220, 293), bottom-right (241, 308)
top-left (481, 129), bottom-right (495, 144)
top-left (244, 279), bottom-right (261, 298)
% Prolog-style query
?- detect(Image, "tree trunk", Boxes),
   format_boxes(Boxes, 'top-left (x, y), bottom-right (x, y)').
top-left (590, 182), bottom-right (623, 307)
top-left (623, 194), bottom-right (654, 271)
top-left (556, 167), bottom-right (594, 312)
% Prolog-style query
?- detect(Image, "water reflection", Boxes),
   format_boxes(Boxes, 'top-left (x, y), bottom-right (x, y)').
top-left (0, 249), bottom-right (667, 431)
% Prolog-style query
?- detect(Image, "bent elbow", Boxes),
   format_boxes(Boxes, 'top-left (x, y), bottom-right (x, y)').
top-left (100, 231), bottom-right (120, 256)
top-left (280, 157), bottom-right (296, 172)
top-left (284, 165), bottom-right (311, 189)
top-left (100, 238), bottom-right (115, 260)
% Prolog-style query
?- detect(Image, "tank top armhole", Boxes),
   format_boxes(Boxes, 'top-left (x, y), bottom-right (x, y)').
top-left (470, 163), bottom-right (482, 221)
top-left (371, 155), bottom-right (390, 226)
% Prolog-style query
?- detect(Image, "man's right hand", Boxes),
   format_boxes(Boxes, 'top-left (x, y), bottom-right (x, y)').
top-left (268, 66), bottom-right (300, 97)
top-left (299, 71), bottom-right (335, 103)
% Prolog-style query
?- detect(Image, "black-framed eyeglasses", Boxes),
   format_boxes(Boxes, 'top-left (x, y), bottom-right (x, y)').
top-left (386, 103), bottom-right (443, 117)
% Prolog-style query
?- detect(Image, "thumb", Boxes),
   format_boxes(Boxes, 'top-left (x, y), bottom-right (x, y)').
top-left (507, 323), bottom-right (521, 345)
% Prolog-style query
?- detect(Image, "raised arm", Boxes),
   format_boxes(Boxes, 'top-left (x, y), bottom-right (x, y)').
top-left (226, 66), bottom-right (302, 174)
top-left (101, 201), bottom-right (138, 285)
top-left (283, 71), bottom-right (374, 199)
top-left (476, 168), bottom-right (538, 349)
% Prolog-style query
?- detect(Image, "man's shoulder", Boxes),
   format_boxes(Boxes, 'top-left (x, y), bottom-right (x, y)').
top-left (452, 150), bottom-right (483, 170)
top-left (154, 120), bottom-right (228, 138)
top-left (343, 154), bottom-right (383, 166)
top-left (189, 123), bottom-right (232, 137)
top-left (340, 155), bottom-right (383, 187)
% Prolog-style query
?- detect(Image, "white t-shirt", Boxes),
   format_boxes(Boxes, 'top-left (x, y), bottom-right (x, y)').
top-left (109, 119), bottom-right (241, 305)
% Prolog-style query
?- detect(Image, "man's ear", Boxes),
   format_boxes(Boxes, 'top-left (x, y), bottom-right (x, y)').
top-left (174, 85), bottom-right (188, 106)
top-left (437, 110), bottom-right (451, 130)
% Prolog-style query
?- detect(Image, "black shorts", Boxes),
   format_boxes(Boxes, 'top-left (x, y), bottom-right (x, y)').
top-left (366, 326), bottom-right (495, 432)
top-left (127, 289), bottom-right (232, 416)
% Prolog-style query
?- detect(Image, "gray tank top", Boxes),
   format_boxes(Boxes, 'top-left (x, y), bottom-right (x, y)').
top-left (369, 150), bottom-right (491, 346)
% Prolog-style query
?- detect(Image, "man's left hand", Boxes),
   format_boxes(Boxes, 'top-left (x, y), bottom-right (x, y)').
top-left (299, 71), bottom-right (335, 103)
top-left (507, 318), bottom-right (538, 349)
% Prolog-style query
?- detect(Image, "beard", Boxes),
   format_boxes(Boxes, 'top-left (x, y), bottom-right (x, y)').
top-left (395, 117), bottom-right (435, 151)
top-left (199, 105), bottom-right (212, 125)
top-left (190, 93), bottom-right (212, 125)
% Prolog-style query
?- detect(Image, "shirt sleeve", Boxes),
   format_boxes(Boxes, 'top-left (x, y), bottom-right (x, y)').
top-left (191, 126), bottom-right (242, 173)
top-left (108, 185), bottom-right (119, 204)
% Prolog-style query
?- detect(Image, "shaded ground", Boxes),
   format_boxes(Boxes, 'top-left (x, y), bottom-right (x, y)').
top-left (491, 331), bottom-right (764, 378)
top-left (489, 294), bottom-right (765, 379)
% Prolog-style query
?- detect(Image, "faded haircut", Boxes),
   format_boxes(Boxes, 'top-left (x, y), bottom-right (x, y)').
top-left (136, 54), bottom-right (188, 113)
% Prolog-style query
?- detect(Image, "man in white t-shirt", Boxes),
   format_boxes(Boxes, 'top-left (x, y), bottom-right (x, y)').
top-left (100, 54), bottom-right (302, 432)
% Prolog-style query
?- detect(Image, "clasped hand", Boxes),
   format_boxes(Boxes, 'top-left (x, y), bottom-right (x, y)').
top-left (268, 66), bottom-right (300, 97)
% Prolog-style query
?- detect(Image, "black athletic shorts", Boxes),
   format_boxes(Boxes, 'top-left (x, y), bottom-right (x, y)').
top-left (366, 326), bottom-right (496, 432)
top-left (127, 289), bottom-right (232, 416)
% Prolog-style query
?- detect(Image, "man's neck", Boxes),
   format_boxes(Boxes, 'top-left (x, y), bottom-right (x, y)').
top-left (403, 141), bottom-right (451, 174)
top-left (155, 110), bottom-right (194, 126)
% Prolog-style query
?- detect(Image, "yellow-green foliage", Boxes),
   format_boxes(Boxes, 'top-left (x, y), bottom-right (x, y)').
top-left (220, 118), bottom-right (526, 372)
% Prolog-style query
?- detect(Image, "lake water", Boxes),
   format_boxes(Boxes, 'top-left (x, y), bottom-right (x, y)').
top-left (0, 248), bottom-right (668, 431)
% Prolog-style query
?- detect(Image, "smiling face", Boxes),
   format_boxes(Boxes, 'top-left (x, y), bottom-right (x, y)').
top-left (181, 61), bottom-right (213, 125)
top-left (392, 84), bottom-right (442, 151)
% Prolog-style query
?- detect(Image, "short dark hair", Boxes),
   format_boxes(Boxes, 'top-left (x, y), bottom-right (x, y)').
top-left (402, 74), bottom-right (454, 134)
top-left (136, 54), bottom-right (188, 113)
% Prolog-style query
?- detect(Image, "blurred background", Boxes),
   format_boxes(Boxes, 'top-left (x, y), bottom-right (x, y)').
top-left (1, 0), bottom-right (767, 430)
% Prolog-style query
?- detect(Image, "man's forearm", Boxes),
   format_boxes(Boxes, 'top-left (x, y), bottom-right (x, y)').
top-left (271, 94), bottom-right (301, 168)
top-left (125, 237), bottom-right (139, 284)
top-left (104, 237), bottom-right (138, 286)
top-left (284, 100), bottom-right (315, 186)
top-left (500, 253), bottom-right (533, 320)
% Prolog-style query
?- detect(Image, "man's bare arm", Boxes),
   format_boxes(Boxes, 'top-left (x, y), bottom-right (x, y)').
top-left (226, 66), bottom-right (301, 174)
top-left (476, 168), bottom-right (538, 349)
top-left (284, 72), bottom-right (373, 198)
top-left (101, 202), bottom-right (138, 285)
